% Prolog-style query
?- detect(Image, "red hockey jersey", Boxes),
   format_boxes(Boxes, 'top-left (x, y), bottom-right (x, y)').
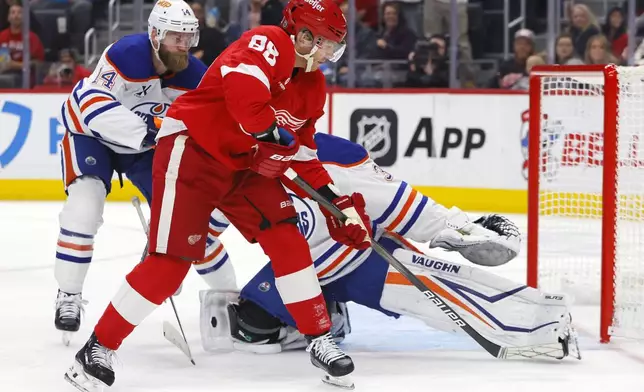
top-left (161, 25), bottom-right (332, 189)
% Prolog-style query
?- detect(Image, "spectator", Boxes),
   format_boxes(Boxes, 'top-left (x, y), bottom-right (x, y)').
top-left (0, 0), bottom-right (41, 36)
top-left (584, 34), bottom-right (618, 65)
top-left (405, 34), bottom-right (448, 88)
top-left (334, 0), bottom-right (378, 84)
top-left (512, 54), bottom-right (545, 91)
top-left (488, 28), bottom-right (534, 89)
top-left (602, 6), bottom-right (627, 59)
top-left (189, 1), bottom-right (226, 66)
top-left (423, 0), bottom-right (475, 87)
top-left (554, 32), bottom-right (584, 65)
top-left (567, 3), bottom-right (600, 58)
top-left (373, 2), bottom-right (416, 60)
top-left (42, 47), bottom-right (90, 86)
top-left (0, 3), bottom-right (44, 86)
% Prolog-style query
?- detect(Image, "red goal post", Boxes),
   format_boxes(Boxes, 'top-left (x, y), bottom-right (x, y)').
top-left (527, 64), bottom-right (644, 343)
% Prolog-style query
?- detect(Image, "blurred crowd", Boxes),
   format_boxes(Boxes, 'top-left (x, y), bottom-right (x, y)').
top-left (1, 0), bottom-right (644, 89)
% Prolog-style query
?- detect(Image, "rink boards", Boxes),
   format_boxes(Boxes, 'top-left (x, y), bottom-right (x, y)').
top-left (0, 89), bottom-right (532, 212)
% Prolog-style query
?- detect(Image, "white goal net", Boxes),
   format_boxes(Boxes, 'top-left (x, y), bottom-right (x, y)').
top-left (528, 65), bottom-right (644, 341)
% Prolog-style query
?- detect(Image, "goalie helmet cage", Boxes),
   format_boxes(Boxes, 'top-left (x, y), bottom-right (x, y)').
top-left (527, 64), bottom-right (644, 343)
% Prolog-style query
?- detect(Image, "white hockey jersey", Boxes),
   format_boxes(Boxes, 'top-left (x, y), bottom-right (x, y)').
top-left (208, 133), bottom-right (458, 285)
top-left (58, 33), bottom-right (206, 154)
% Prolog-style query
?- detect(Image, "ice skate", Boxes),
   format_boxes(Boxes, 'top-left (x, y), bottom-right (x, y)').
top-left (64, 333), bottom-right (116, 392)
top-left (306, 332), bottom-right (355, 390)
top-left (55, 290), bottom-right (87, 346)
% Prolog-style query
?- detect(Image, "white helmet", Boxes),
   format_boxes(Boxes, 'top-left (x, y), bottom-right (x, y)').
top-left (148, 0), bottom-right (200, 50)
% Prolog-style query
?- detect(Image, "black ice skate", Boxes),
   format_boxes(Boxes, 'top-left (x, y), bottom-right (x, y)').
top-left (306, 332), bottom-right (355, 390)
top-left (64, 333), bottom-right (116, 392)
top-left (55, 289), bottom-right (87, 346)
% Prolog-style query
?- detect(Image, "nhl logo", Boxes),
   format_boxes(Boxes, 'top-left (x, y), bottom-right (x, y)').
top-left (356, 116), bottom-right (391, 160)
top-left (85, 156), bottom-right (97, 166)
top-left (350, 109), bottom-right (398, 167)
top-left (258, 281), bottom-right (271, 292)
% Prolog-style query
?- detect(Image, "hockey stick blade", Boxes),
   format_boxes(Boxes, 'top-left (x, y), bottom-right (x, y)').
top-left (284, 168), bottom-right (507, 359)
top-left (163, 321), bottom-right (196, 365)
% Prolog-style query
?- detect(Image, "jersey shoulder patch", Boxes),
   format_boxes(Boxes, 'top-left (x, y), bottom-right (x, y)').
top-left (162, 55), bottom-right (207, 90)
top-left (314, 133), bottom-right (369, 166)
top-left (105, 33), bottom-right (156, 81)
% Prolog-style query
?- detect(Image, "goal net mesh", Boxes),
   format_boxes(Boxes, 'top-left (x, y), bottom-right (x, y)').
top-left (535, 68), bottom-right (644, 339)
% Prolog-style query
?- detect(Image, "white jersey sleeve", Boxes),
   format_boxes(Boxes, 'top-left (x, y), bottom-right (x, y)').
top-left (59, 33), bottom-right (206, 153)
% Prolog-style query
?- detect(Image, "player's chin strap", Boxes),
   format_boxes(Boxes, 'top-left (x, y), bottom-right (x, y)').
top-left (292, 35), bottom-right (319, 72)
top-left (150, 34), bottom-right (170, 74)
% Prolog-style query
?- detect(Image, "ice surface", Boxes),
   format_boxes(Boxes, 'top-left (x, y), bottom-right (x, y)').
top-left (1, 202), bottom-right (643, 391)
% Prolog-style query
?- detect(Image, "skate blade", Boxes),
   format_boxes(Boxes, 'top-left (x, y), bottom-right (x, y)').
top-left (321, 374), bottom-right (355, 390)
top-left (64, 360), bottom-right (107, 392)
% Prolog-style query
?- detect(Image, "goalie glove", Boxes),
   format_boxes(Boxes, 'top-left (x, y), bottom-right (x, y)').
top-left (429, 208), bottom-right (521, 266)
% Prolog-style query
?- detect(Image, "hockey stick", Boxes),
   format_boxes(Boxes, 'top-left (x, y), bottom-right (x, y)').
top-left (131, 197), bottom-right (196, 365)
top-left (283, 169), bottom-right (508, 359)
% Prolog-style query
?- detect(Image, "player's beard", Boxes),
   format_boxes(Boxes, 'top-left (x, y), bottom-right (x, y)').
top-left (158, 46), bottom-right (189, 73)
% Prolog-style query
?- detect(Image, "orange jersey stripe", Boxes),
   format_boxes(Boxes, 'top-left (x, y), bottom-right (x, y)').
top-left (80, 96), bottom-right (113, 113)
top-left (57, 240), bottom-right (93, 251)
top-left (317, 247), bottom-right (354, 277)
top-left (194, 244), bottom-right (224, 265)
top-left (386, 232), bottom-right (423, 253)
top-left (385, 272), bottom-right (495, 329)
top-left (61, 133), bottom-right (77, 187)
top-left (207, 228), bottom-right (221, 237)
top-left (66, 99), bottom-right (86, 134)
top-left (386, 189), bottom-right (418, 232)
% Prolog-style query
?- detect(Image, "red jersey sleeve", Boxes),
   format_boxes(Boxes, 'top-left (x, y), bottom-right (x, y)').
top-left (219, 26), bottom-right (295, 134)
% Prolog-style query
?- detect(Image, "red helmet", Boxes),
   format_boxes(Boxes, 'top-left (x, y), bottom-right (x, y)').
top-left (282, 0), bottom-right (347, 44)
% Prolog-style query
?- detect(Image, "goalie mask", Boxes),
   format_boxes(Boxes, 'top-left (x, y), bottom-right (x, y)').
top-left (282, 0), bottom-right (347, 72)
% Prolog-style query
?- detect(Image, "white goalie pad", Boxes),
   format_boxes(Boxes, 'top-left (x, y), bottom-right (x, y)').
top-left (381, 249), bottom-right (574, 352)
top-left (429, 208), bottom-right (521, 266)
top-left (199, 290), bottom-right (238, 353)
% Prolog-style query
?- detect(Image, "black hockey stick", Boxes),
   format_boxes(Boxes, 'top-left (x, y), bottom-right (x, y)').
top-left (131, 197), bottom-right (196, 365)
top-left (283, 169), bottom-right (507, 359)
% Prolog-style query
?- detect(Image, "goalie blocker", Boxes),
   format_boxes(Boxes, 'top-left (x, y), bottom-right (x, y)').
top-left (200, 236), bottom-right (580, 360)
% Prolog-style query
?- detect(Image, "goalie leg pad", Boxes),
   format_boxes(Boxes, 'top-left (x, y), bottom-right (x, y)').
top-left (381, 248), bottom-right (574, 349)
top-left (199, 290), bottom-right (239, 352)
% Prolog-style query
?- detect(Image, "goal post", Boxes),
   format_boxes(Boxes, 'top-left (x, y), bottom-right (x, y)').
top-left (527, 64), bottom-right (644, 343)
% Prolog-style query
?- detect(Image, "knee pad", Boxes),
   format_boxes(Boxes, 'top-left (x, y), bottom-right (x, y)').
top-left (59, 176), bottom-right (107, 235)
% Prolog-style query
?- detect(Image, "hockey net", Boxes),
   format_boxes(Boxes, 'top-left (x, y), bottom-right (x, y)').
top-left (527, 64), bottom-right (644, 342)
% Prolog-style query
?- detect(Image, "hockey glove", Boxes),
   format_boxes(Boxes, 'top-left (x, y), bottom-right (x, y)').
top-left (142, 116), bottom-right (163, 148)
top-left (250, 125), bottom-right (299, 178)
top-left (320, 189), bottom-right (372, 250)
